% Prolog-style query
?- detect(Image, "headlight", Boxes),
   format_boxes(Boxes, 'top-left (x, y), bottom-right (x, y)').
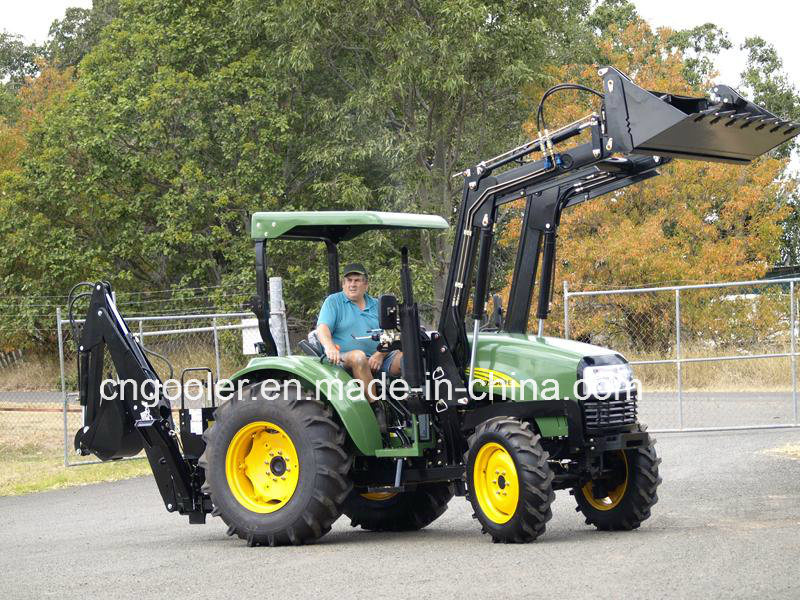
top-left (580, 362), bottom-right (635, 398)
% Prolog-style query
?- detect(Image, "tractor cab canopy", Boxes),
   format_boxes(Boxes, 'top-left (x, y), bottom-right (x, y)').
top-left (251, 211), bottom-right (448, 242)
top-left (250, 211), bottom-right (448, 355)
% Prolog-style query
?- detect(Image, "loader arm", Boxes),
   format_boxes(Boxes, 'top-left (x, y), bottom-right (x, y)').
top-left (439, 66), bottom-right (800, 372)
top-left (73, 282), bottom-right (211, 523)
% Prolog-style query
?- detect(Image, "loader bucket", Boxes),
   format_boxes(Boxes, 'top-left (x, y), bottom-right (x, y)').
top-left (601, 67), bottom-right (800, 164)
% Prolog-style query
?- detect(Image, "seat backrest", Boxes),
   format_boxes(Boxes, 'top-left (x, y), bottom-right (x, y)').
top-left (299, 330), bottom-right (325, 358)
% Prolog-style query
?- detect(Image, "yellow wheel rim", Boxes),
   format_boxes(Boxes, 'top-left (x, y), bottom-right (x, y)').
top-left (360, 491), bottom-right (398, 501)
top-left (472, 442), bottom-right (519, 524)
top-left (582, 451), bottom-right (629, 511)
top-left (225, 421), bottom-right (300, 513)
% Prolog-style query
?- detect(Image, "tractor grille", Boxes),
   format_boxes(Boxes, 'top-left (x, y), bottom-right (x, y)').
top-left (582, 394), bottom-right (637, 432)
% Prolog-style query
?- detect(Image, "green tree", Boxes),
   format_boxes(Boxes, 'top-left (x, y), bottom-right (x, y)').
top-left (740, 36), bottom-right (800, 159)
top-left (3, 0), bottom-right (593, 343)
top-left (0, 32), bottom-right (44, 92)
top-left (46, 0), bottom-right (120, 68)
top-left (283, 0), bottom-right (593, 314)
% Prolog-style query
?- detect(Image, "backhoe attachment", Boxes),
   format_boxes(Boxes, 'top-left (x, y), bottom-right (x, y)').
top-left (73, 282), bottom-right (212, 523)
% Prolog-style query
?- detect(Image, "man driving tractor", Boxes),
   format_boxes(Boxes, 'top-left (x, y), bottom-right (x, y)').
top-left (315, 263), bottom-right (403, 432)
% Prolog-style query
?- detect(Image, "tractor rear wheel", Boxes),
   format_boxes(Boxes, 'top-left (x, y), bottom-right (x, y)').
top-left (199, 388), bottom-right (352, 546)
top-left (572, 442), bottom-right (661, 530)
top-left (342, 483), bottom-right (454, 531)
top-left (465, 417), bottom-right (555, 543)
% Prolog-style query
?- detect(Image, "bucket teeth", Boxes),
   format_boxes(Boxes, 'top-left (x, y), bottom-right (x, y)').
top-left (770, 120), bottom-right (789, 133)
top-left (739, 114), bottom-right (763, 129)
top-left (755, 117), bottom-right (779, 131)
top-left (724, 112), bottom-right (752, 127)
top-left (693, 107), bottom-right (718, 122)
top-left (709, 110), bottom-right (735, 125)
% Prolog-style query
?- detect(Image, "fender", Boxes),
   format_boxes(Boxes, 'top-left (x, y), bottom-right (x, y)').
top-left (228, 356), bottom-right (383, 455)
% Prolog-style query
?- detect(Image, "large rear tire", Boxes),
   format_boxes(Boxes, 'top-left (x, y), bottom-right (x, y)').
top-left (572, 442), bottom-right (661, 531)
top-left (199, 389), bottom-right (352, 546)
top-left (342, 483), bottom-right (454, 531)
top-left (465, 417), bottom-right (555, 543)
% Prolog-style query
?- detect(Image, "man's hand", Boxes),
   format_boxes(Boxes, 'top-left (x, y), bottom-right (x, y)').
top-left (325, 345), bottom-right (341, 365)
top-left (316, 324), bottom-right (341, 364)
top-left (368, 351), bottom-right (386, 373)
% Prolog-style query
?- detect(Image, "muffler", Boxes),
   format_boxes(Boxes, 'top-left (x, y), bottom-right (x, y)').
top-left (601, 67), bottom-right (799, 164)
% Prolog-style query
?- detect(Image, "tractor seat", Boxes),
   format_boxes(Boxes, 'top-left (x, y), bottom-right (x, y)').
top-left (299, 330), bottom-right (325, 358)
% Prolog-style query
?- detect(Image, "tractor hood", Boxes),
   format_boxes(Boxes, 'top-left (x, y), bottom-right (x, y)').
top-left (469, 332), bottom-right (624, 401)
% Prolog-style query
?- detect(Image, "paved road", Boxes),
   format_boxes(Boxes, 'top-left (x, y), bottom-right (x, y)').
top-left (4, 390), bottom-right (800, 432)
top-left (3, 429), bottom-right (799, 599)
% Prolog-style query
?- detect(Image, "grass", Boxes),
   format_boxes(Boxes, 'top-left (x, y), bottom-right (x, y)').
top-left (0, 355), bottom-right (63, 391)
top-left (0, 404), bottom-right (152, 496)
top-left (0, 444), bottom-right (152, 496)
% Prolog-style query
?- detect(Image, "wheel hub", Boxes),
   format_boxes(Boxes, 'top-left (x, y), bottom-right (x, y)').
top-left (472, 442), bottom-right (519, 524)
top-left (270, 456), bottom-right (287, 476)
top-left (225, 421), bottom-right (300, 513)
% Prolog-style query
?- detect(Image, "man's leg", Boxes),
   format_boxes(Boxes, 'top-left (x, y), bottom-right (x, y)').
top-left (342, 350), bottom-right (387, 433)
top-left (376, 351), bottom-right (403, 378)
top-left (341, 350), bottom-right (378, 403)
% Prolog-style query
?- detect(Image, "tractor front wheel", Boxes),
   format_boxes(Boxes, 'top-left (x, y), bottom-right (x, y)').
top-left (572, 442), bottom-right (661, 531)
top-left (200, 388), bottom-right (352, 546)
top-left (342, 483), bottom-right (454, 531)
top-left (465, 418), bottom-right (555, 543)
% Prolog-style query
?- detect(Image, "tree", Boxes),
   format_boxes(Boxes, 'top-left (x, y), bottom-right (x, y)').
top-left (46, 0), bottom-right (120, 69)
top-left (3, 0), bottom-right (593, 341)
top-left (281, 0), bottom-right (594, 315)
top-left (493, 19), bottom-right (797, 351)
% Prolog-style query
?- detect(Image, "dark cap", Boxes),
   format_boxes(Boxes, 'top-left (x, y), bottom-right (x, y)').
top-left (342, 263), bottom-right (368, 278)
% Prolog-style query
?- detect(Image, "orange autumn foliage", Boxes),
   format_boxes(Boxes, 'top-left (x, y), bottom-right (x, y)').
top-left (497, 22), bottom-right (796, 348)
top-left (0, 62), bottom-right (75, 174)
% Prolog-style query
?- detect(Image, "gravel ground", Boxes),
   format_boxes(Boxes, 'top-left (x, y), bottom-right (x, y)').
top-left (2, 428), bottom-right (799, 599)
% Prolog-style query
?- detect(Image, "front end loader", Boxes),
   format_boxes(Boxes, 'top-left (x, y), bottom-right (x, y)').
top-left (72, 67), bottom-right (799, 544)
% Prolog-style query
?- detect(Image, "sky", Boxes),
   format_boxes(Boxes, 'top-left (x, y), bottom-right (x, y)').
top-left (3, 1), bottom-right (798, 92)
top-left (632, 1), bottom-right (799, 90)
top-left (2, 1), bottom-right (92, 43)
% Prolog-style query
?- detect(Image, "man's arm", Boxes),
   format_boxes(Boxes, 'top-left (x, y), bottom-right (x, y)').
top-left (316, 323), bottom-right (341, 365)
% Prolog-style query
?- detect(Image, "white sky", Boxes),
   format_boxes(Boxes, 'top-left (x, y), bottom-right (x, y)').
top-left (633, 0), bottom-right (799, 90)
top-left (2, 1), bottom-right (92, 43)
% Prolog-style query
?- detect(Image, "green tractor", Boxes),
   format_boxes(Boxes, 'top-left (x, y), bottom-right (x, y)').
top-left (72, 67), bottom-right (799, 544)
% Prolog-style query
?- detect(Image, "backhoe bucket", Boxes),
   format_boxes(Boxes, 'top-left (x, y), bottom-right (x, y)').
top-left (601, 67), bottom-right (799, 164)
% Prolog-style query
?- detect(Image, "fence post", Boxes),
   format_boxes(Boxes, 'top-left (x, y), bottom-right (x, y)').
top-left (792, 280), bottom-right (798, 425)
top-left (675, 288), bottom-right (683, 430)
top-left (212, 317), bottom-right (222, 382)
top-left (563, 280), bottom-right (570, 339)
top-left (269, 277), bottom-right (289, 356)
top-left (138, 318), bottom-right (143, 345)
top-left (57, 307), bottom-right (69, 467)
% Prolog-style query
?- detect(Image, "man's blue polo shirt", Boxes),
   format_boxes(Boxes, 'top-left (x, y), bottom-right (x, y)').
top-left (317, 291), bottom-right (379, 356)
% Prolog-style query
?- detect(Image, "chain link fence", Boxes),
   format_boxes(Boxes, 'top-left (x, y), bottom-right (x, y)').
top-left (4, 277), bottom-right (797, 469)
top-left (54, 306), bottom-right (316, 466)
top-left (564, 278), bottom-right (800, 432)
